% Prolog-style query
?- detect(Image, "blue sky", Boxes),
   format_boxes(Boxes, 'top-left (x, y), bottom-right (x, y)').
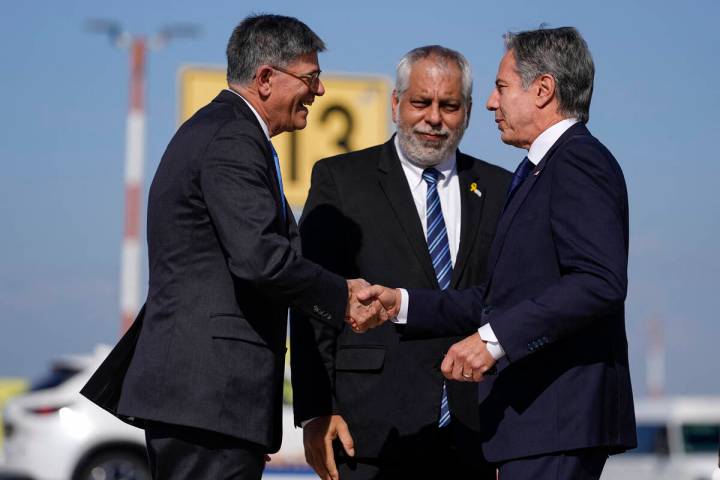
top-left (1, 0), bottom-right (718, 397)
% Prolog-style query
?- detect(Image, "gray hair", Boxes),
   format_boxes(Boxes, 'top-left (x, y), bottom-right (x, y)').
top-left (395, 45), bottom-right (473, 104)
top-left (226, 14), bottom-right (326, 85)
top-left (504, 27), bottom-right (594, 123)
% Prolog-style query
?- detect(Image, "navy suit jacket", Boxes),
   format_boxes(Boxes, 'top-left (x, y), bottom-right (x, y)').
top-left (405, 123), bottom-right (637, 462)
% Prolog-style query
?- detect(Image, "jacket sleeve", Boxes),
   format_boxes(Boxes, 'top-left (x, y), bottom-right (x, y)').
top-left (402, 139), bottom-right (628, 364)
top-left (290, 160), bottom-right (350, 424)
top-left (403, 285), bottom-right (486, 338)
top-left (200, 121), bottom-right (348, 329)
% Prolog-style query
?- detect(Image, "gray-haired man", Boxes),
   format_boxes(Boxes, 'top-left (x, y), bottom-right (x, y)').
top-left (81, 14), bottom-right (382, 480)
top-left (291, 45), bottom-right (509, 480)
top-left (358, 27), bottom-right (636, 480)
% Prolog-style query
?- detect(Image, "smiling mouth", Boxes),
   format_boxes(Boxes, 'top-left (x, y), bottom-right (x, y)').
top-left (416, 132), bottom-right (447, 141)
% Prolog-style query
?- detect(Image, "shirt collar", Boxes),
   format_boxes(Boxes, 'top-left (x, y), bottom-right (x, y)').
top-left (526, 118), bottom-right (579, 165)
top-left (393, 135), bottom-right (457, 189)
top-left (225, 88), bottom-right (270, 141)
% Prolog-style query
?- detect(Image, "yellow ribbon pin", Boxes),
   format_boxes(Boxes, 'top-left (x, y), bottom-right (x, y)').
top-left (470, 182), bottom-right (482, 198)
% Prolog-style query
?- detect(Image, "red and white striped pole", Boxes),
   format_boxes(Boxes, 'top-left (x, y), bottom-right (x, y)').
top-left (86, 20), bottom-right (198, 334)
top-left (120, 37), bottom-right (146, 334)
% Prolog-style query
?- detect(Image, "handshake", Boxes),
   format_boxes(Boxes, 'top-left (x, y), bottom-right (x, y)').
top-left (344, 279), bottom-right (399, 332)
top-left (344, 279), bottom-right (498, 383)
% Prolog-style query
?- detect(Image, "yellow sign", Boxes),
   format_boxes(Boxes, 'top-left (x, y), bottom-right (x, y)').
top-left (179, 67), bottom-right (392, 206)
top-left (0, 378), bottom-right (28, 446)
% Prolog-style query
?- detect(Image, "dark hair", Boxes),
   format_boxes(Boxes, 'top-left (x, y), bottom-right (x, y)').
top-left (505, 26), bottom-right (594, 123)
top-left (226, 14), bottom-right (326, 85)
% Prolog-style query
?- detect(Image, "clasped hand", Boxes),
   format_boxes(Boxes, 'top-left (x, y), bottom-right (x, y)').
top-left (349, 283), bottom-right (497, 382)
top-left (344, 281), bottom-right (401, 333)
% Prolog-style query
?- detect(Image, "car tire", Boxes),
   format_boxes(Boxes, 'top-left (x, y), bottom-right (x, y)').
top-left (73, 450), bottom-right (150, 480)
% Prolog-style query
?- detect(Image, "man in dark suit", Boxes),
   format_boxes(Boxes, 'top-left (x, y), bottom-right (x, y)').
top-left (291, 46), bottom-right (510, 480)
top-left (358, 27), bottom-right (637, 479)
top-left (81, 15), bottom-right (382, 480)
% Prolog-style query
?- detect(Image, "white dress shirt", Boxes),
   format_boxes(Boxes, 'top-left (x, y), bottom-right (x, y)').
top-left (397, 118), bottom-right (579, 361)
top-left (392, 135), bottom-right (461, 324)
top-left (526, 118), bottom-right (578, 166)
top-left (394, 135), bottom-right (461, 264)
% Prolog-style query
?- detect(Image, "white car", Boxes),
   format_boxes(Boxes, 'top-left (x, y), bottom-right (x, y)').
top-left (2, 345), bottom-right (310, 480)
top-left (602, 396), bottom-right (720, 480)
top-left (3, 345), bottom-right (148, 480)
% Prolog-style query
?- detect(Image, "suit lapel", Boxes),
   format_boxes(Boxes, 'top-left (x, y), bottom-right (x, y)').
top-left (451, 153), bottom-right (486, 287)
top-left (486, 122), bottom-right (587, 277)
top-left (377, 139), bottom-right (438, 286)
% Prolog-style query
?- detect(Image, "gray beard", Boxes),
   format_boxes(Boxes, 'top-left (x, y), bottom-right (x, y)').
top-left (396, 122), bottom-right (466, 167)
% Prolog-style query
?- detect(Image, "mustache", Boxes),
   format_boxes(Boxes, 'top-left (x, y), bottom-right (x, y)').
top-left (413, 126), bottom-right (449, 137)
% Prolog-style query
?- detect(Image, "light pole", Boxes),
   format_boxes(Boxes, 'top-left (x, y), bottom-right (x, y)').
top-left (87, 20), bottom-right (200, 334)
top-left (646, 317), bottom-right (665, 398)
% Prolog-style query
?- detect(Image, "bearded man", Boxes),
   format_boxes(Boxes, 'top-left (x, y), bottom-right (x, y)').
top-left (290, 45), bottom-right (510, 480)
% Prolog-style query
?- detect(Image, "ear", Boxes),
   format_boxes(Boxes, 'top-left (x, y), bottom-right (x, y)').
top-left (535, 73), bottom-right (556, 109)
top-left (391, 89), bottom-right (400, 124)
top-left (255, 65), bottom-right (274, 97)
top-left (465, 98), bottom-right (473, 127)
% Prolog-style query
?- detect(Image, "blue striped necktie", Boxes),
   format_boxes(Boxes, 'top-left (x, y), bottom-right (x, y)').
top-left (268, 142), bottom-right (287, 220)
top-left (422, 167), bottom-right (453, 428)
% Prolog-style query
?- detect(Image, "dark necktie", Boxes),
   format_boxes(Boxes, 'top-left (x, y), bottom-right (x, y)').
top-left (422, 167), bottom-right (452, 427)
top-left (506, 156), bottom-right (534, 203)
top-left (268, 142), bottom-right (287, 220)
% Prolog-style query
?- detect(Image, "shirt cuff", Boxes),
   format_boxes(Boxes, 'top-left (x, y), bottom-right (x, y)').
top-left (391, 289), bottom-right (409, 324)
top-left (478, 323), bottom-right (506, 360)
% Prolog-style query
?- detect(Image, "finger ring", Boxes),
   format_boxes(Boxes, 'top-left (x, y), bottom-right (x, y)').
top-left (462, 372), bottom-right (472, 378)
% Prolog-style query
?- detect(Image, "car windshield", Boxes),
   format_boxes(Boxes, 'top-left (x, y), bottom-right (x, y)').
top-left (30, 366), bottom-right (81, 391)
top-left (626, 424), bottom-right (669, 454)
top-left (682, 424), bottom-right (720, 453)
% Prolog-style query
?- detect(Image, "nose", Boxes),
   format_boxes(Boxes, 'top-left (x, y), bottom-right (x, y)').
top-left (486, 89), bottom-right (499, 111)
top-left (425, 103), bottom-right (441, 126)
top-left (314, 78), bottom-right (325, 96)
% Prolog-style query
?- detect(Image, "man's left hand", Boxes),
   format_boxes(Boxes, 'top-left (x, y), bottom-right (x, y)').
top-left (441, 333), bottom-right (497, 382)
top-left (303, 415), bottom-right (355, 480)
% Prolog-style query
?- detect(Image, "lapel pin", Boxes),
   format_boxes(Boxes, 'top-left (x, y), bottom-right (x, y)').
top-left (533, 169), bottom-right (542, 176)
top-left (470, 182), bottom-right (483, 198)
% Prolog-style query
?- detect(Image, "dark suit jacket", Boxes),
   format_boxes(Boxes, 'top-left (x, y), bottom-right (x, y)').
top-left (290, 139), bottom-right (510, 460)
top-left (405, 123), bottom-right (637, 462)
top-left (81, 90), bottom-right (347, 453)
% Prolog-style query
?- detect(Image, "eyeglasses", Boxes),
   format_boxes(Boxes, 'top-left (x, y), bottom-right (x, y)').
top-left (271, 65), bottom-right (322, 91)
